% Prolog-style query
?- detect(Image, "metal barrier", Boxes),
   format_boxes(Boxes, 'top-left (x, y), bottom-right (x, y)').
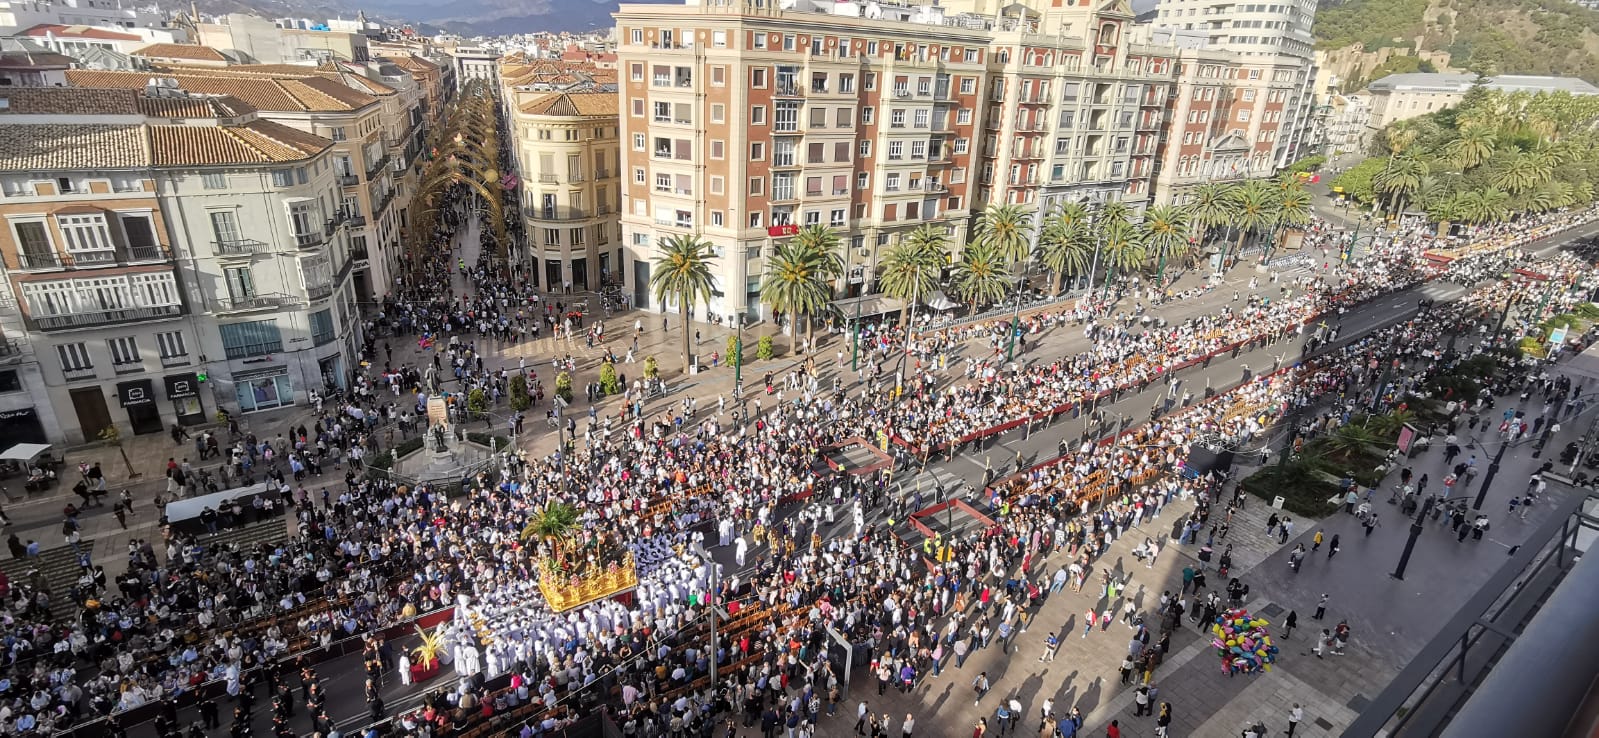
top-left (1344, 480), bottom-right (1599, 737)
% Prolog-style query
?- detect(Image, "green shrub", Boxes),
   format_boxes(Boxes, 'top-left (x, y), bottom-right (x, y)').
top-left (599, 361), bottom-right (622, 396)
top-left (643, 356), bottom-right (659, 379)
top-left (1574, 303), bottom-right (1599, 320)
top-left (726, 335), bottom-right (741, 365)
top-left (466, 432), bottom-right (511, 450)
top-left (756, 334), bottom-right (775, 360)
top-left (1283, 154), bottom-right (1327, 174)
top-left (508, 374), bottom-right (531, 411)
top-left (1240, 461), bottom-right (1341, 517)
top-left (1519, 337), bottom-right (1547, 359)
top-left (466, 388), bottom-right (489, 417)
top-left (554, 371), bottom-right (574, 402)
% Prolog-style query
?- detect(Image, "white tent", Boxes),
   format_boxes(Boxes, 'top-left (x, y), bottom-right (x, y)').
top-left (0, 443), bottom-right (50, 462)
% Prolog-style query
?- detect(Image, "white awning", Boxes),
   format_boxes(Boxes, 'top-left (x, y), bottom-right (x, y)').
top-left (0, 443), bottom-right (50, 462)
top-left (833, 295), bottom-right (906, 318)
top-left (925, 290), bottom-right (959, 311)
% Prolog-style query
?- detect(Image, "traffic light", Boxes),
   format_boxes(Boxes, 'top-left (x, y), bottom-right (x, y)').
top-left (196, 371), bottom-right (208, 382)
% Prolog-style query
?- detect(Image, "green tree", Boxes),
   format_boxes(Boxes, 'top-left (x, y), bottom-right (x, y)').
top-left (1224, 179), bottom-right (1279, 264)
top-left (599, 361), bottom-right (621, 395)
top-left (879, 224), bottom-right (946, 326)
top-left (1099, 218), bottom-right (1145, 289)
top-left (1139, 205), bottom-right (1192, 281)
top-left (508, 374), bottom-right (531, 411)
top-left (973, 202), bottom-right (1034, 267)
top-left (756, 334), bottom-right (775, 360)
top-left (951, 242), bottom-right (1011, 312)
top-left (1188, 182), bottom-right (1237, 251)
top-left (1373, 156), bottom-right (1427, 216)
top-left (760, 239), bottom-right (834, 354)
top-left (1269, 186), bottom-right (1314, 259)
top-left (649, 234), bottom-right (717, 371)
top-left (554, 371), bottom-right (573, 403)
top-left (1445, 126), bottom-right (1496, 170)
top-left (1036, 201), bottom-right (1095, 295)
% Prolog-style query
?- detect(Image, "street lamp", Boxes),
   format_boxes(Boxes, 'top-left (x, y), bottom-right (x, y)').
top-left (733, 314), bottom-right (745, 400)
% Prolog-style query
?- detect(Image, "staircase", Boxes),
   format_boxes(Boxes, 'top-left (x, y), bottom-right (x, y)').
top-left (0, 540), bottom-right (94, 621)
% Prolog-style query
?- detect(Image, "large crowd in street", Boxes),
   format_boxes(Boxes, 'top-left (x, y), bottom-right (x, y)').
top-left (0, 192), bottom-right (1596, 738)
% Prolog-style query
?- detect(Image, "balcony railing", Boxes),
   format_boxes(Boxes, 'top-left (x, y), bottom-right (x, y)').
top-left (338, 174), bottom-right (361, 187)
top-left (365, 155), bottom-right (391, 180)
top-left (306, 282), bottom-right (334, 301)
top-left (214, 293), bottom-right (301, 313)
top-left (17, 246), bottom-right (171, 269)
top-left (375, 189), bottom-right (397, 215)
top-left (350, 246), bottom-right (369, 262)
top-left (17, 250), bottom-right (61, 269)
top-left (32, 304), bottom-right (182, 331)
top-left (213, 238), bottom-right (272, 256)
top-left (539, 174), bottom-right (559, 183)
top-left (295, 232), bottom-right (325, 248)
top-left (775, 83), bottom-right (806, 97)
top-left (529, 206), bottom-right (590, 222)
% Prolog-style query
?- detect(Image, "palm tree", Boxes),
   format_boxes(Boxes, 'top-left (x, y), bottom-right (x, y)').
top-left (520, 500), bottom-right (579, 543)
top-left (789, 225), bottom-right (845, 347)
top-left (951, 242), bottom-right (1011, 313)
top-left (1445, 127), bottom-right (1495, 170)
top-left (1224, 179), bottom-right (1278, 266)
top-left (760, 239), bottom-right (833, 354)
top-left (1457, 188), bottom-right (1512, 225)
top-left (1372, 156), bottom-right (1427, 216)
top-left (973, 203), bottom-right (1034, 267)
top-left (1139, 205), bottom-right (1192, 282)
top-left (879, 224), bottom-right (946, 327)
top-left (1188, 183), bottom-right (1235, 247)
top-left (1037, 202), bottom-right (1095, 296)
top-left (1384, 120), bottom-right (1420, 157)
top-left (1268, 187), bottom-right (1313, 261)
top-left (649, 234), bottom-right (717, 369)
top-left (1098, 219), bottom-right (1145, 290)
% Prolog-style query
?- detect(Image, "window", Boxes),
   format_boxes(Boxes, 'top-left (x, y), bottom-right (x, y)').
top-left (751, 67), bottom-right (767, 88)
top-left (858, 140), bottom-right (871, 158)
top-left (857, 172), bottom-right (869, 190)
top-left (888, 141), bottom-right (903, 160)
top-left (220, 320), bottom-right (281, 359)
top-left (750, 142), bottom-right (765, 160)
top-left (209, 210), bottom-right (242, 249)
top-left (960, 77), bottom-right (976, 94)
top-left (751, 106), bottom-right (766, 125)
top-left (711, 211), bottom-right (724, 228)
top-left (840, 73), bottom-right (855, 92)
top-left (120, 214), bottom-right (157, 259)
top-left (631, 63), bottom-right (644, 82)
top-left (631, 29), bottom-right (642, 44)
top-left (270, 170), bottom-right (293, 187)
top-left (890, 109), bottom-right (905, 128)
top-left (753, 33), bottom-right (766, 50)
top-left (157, 330), bottom-right (188, 362)
top-left (288, 201), bottom-right (319, 241)
top-left (544, 228), bottom-right (560, 246)
top-left (1241, 89), bottom-right (1256, 102)
top-left (310, 309), bottom-right (335, 346)
top-left (836, 108), bottom-right (853, 127)
top-left (0, 370), bottom-right (19, 393)
top-left (886, 173), bottom-right (901, 191)
top-left (749, 177), bottom-right (764, 196)
top-left (861, 107), bottom-right (874, 125)
top-left (570, 227), bottom-right (586, 245)
top-left (57, 213), bottom-right (113, 259)
top-left (830, 209), bottom-right (845, 227)
top-left (108, 336), bottom-right (140, 368)
top-left (711, 104), bottom-right (725, 123)
top-left (57, 343), bottom-right (92, 373)
top-left (711, 66), bottom-right (725, 86)
top-left (804, 211), bottom-right (820, 226)
top-left (12, 220), bottom-right (52, 267)
top-left (957, 108), bottom-right (973, 125)
top-left (749, 211), bottom-right (763, 228)
top-left (631, 98), bottom-right (644, 117)
top-left (633, 133), bottom-right (646, 151)
top-left (914, 110), bottom-right (929, 128)
top-left (201, 173), bottom-right (226, 190)
top-left (711, 176), bottom-right (724, 195)
top-left (711, 140), bottom-right (725, 159)
top-left (1238, 109), bottom-right (1251, 122)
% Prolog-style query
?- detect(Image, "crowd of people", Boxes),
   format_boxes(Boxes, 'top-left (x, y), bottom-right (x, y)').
top-left (0, 187), bottom-right (1595, 738)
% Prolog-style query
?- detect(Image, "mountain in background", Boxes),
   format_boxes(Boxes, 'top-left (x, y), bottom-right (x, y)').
top-left (1313, 0), bottom-right (1599, 83)
top-left (190, 0), bottom-right (674, 35)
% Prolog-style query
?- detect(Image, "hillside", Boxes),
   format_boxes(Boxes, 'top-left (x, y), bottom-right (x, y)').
top-left (1313, 0), bottom-right (1599, 83)
top-left (192, 0), bottom-right (670, 34)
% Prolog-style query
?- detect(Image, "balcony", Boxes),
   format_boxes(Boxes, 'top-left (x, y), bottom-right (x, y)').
top-left (347, 214), bottom-right (368, 228)
top-left (32, 304), bottom-right (182, 331)
top-left (350, 246), bottom-right (369, 263)
top-left (893, 88), bottom-right (912, 99)
top-left (530, 206), bottom-right (592, 222)
top-left (375, 189), bottom-right (397, 215)
top-left (338, 174), bottom-right (361, 187)
top-left (213, 293), bottom-right (301, 314)
top-left (365, 155), bottom-right (391, 180)
top-left (213, 238), bottom-right (272, 257)
top-left (295, 231), bottom-right (325, 248)
top-left (306, 282), bottom-right (334, 301)
top-left (539, 174), bottom-right (559, 184)
top-left (17, 250), bottom-right (62, 270)
top-left (775, 83), bottom-right (806, 98)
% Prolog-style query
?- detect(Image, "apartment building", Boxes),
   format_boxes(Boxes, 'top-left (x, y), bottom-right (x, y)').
top-left (64, 63), bottom-right (415, 302)
top-left (613, 2), bottom-right (988, 321)
top-left (501, 57), bottom-right (622, 291)
top-left (445, 44), bottom-right (501, 85)
top-left (980, 4), bottom-right (1173, 214)
top-left (0, 86), bottom-right (357, 444)
top-left (1152, 47), bottom-right (1310, 203)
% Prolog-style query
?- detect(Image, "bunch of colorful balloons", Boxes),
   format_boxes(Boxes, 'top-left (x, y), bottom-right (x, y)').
top-left (1210, 608), bottom-right (1279, 675)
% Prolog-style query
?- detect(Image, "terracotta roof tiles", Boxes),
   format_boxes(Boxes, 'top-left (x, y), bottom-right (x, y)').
top-left (131, 43), bottom-right (227, 62)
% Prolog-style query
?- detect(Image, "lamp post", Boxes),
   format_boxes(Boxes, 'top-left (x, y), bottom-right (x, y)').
top-left (733, 314), bottom-right (744, 400)
top-left (1391, 515), bottom-right (1425, 580)
top-left (1471, 442), bottom-right (1507, 512)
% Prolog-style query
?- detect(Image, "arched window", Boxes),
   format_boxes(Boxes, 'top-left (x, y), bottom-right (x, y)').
top-left (1098, 23), bottom-right (1118, 46)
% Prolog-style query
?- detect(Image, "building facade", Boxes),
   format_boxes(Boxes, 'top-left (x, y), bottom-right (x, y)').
top-left (1365, 73), bottom-right (1599, 132)
top-left (0, 86), bottom-right (362, 443)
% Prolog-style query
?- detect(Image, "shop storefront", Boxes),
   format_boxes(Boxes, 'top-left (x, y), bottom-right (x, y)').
top-left (233, 366), bottom-right (293, 412)
top-left (0, 407), bottom-right (46, 449)
top-left (116, 379), bottom-right (162, 435)
top-left (163, 373), bottom-right (206, 425)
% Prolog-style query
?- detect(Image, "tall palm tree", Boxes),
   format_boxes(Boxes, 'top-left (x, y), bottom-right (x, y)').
top-left (1139, 205), bottom-right (1192, 282)
top-left (1457, 188), bottom-right (1512, 225)
top-left (793, 225), bottom-right (845, 283)
top-left (1187, 183), bottom-right (1235, 268)
top-left (759, 239), bottom-right (833, 353)
top-left (879, 224), bottom-right (946, 327)
top-left (1372, 156), bottom-right (1427, 216)
top-left (973, 203), bottom-right (1034, 267)
top-left (1445, 127), bottom-right (1495, 170)
top-left (1491, 153), bottom-right (1548, 195)
top-left (1384, 120), bottom-right (1420, 157)
top-left (1098, 219), bottom-right (1145, 290)
top-left (1268, 187), bottom-right (1313, 261)
top-left (951, 242), bottom-right (1010, 313)
top-left (1037, 202), bottom-right (1095, 295)
top-left (1224, 179), bottom-right (1278, 266)
top-left (649, 234), bottom-right (717, 369)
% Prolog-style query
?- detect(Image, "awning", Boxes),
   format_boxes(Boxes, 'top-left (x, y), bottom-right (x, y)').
top-left (0, 442), bottom-right (50, 462)
top-left (832, 295), bottom-right (906, 318)
top-left (117, 379), bottom-right (155, 407)
top-left (164, 373), bottom-right (200, 399)
top-left (925, 290), bottom-right (959, 311)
